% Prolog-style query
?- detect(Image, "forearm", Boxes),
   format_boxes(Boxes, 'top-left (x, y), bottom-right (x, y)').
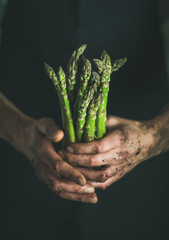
top-left (0, 91), bottom-right (35, 154)
top-left (148, 102), bottom-right (169, 155)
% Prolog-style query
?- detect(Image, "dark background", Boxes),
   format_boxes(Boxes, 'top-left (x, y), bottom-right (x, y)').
top-left (0, 0), bottom-right (169, 239)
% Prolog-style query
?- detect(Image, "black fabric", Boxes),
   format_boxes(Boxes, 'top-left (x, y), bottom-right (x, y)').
top-left (0, 0), bottom-right (169, 239)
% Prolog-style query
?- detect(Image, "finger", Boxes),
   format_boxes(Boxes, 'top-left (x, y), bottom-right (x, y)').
top-left (66, 140), bottom-right (99, 155)
top-left (35, 162), bottom-right (94, 194)
top-left (53, 180), bottom-right (95, 194)
top-left (59, 149), bottom-right (127, 167)
top-left (36, 118), bottom-right (64, 142)
top-left (75, 162), bottom-right (128, 182)
top-left (40, 143), bottom-right (86, 186)
top-left (87, 170), bottom-right (125, 190)
top-left (87, 160), bottom-right (139, 189)
top-left (66, 129), bottom-right (129, 155)
top-left (57, 192), bottom-right (98, 204)
top-left (106, 115), bottom-right (121, 128)
top-left (106, 115), bottom-right (130, 128)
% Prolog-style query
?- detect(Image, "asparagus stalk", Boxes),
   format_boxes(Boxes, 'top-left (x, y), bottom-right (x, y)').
top-left (111, 57), bottom-right (127, 72)
top-left (44, 63), bottom-right (75, 145)
top-left (75, 71), bottom-right (100, 142)
top-left (83, 89), bottom-right (102, 142)
top-left (73, 56), bottom-right (92, 123)
top-left (93, 58), bottom-right (110, 139)
top-left (101, 49), bottom-right (112, 75)
top-left (58, 66), bottom-right (76, 144)
top-left (94, 55), bottom-right (127, 139)
top-left (44, 63), bottom-right (68, 145)
top-left (66, 44), bottom-right (87, 111)
top-left (100, 50), bottom-right (112, 136)
top-left (101, 50), bottom-right (127, 73)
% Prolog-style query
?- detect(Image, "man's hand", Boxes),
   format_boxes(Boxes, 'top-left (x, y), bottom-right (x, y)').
top-left (25, 118), bottom-right (97, 203)
top-left (59, 115), bottom-right (161, 189)
top-left (0, 92), bottom-right (97, 203)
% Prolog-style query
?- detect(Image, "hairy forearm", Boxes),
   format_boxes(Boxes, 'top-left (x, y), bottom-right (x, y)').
top-left (0, 91), bottom-right (35, 154)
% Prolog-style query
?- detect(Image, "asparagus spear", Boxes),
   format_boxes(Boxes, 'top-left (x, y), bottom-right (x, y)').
top-left (101, 49), bottom-right (127, 73)
top-left (58, 66), bottom-right (76, 144)
top-left (44, 63), bottom-right (75, 145)
top-left (75, 71), bottom-right (100, 142)
top-left (44, 63), bottom-right (68, 145)
top-left (73, 56), bottom-right (92, 123)
top-left (83, 89), bottom-right (102, 142)
top-left (66, 44), bottom-right (87, 111)
top-left (101, 49), bottom-right (112, 75)
top-left (99, 50), bottom-right (112, 137)
top-left (93, 59), bottom-right (109, 139)
top-left (111, 57), bottom-right (127, 72)
top-left (94, 55), bottom-right (127, 139)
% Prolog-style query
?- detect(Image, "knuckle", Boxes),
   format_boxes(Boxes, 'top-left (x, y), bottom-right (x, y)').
top-left (98, 171), bottom-right (109, 182)
top-left (71, 144), bottom-right (80, 154)
top-left (89, 155), bottom-right (97, 166)
top-left (55, 159), bottom-right (62, 172)
top-left (67, 154), bottom-right (73, 163)
top-left (96, 142), bottom-right (106, 153)
top-left (115, 151), bottom-right (125, 161)
top-left (100, 184), bottom-right (107, 190)
top-left (54, 183), bottom-right (64, 193)
top-left (74, 185), bottom-right (81, 192)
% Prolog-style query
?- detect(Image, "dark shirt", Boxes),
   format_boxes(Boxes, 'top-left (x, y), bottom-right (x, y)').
top-left (0, 1), bottom-right (169, 239)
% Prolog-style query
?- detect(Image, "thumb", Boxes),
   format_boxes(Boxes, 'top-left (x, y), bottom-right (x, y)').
top-left (106, 115), bottom-right (130, 129)
top-left (36, 118), bottom-right (64, 142)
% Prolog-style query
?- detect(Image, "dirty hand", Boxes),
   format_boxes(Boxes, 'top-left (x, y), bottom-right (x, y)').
top-left (24, 117), bottom-right (97, 203)
top-left (59, 115), bottom-right (160, 189)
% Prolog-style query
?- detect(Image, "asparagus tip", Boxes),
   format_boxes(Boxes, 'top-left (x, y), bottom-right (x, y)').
top-left (44, 62), bottom-right (50, 72)
top-left (44, 62), bottom-right (57, 81)
top-left (101, 49), bottom-right (107, 57)
top-left (77, 44), bottom-right (87, 56)
top-left (111, 57), bottom-right (127, 72)
top-left (93, 59), bottom-right (106, 72)
top-left (58, 65), bottom-right (64, 74)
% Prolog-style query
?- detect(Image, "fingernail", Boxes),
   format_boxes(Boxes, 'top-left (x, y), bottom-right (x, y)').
top-left (66, 147), bottom-right (74, 154)
top-left (78, 178), bottom-right (85, 186)
top-left (84, 187), bottom-right (94, 193)
top-left (88, 197), bottom-right (97, 204)
top-left (53, 130), bottom-right (64, 142)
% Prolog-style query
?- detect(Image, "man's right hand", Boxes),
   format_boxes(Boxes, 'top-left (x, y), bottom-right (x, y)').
top-left (23, 117), bottom-right (97, 203)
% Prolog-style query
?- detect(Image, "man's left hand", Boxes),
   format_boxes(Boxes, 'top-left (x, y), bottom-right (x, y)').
top-left (59, 115), bottom-right (159, 189)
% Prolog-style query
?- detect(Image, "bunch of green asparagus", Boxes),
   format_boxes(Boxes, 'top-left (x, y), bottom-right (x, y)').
top-left (44, 45), bottom-right (127, 146)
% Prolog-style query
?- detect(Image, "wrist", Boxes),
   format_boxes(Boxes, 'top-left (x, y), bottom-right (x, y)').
top-left (16, 115), bottom-right (36, 157)
top-left (9, 113), bottom-right (36, 157)
top-left (0, 92), bottom-right (36, 156)
top-left (143, 116), bottom-right (169, 157)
